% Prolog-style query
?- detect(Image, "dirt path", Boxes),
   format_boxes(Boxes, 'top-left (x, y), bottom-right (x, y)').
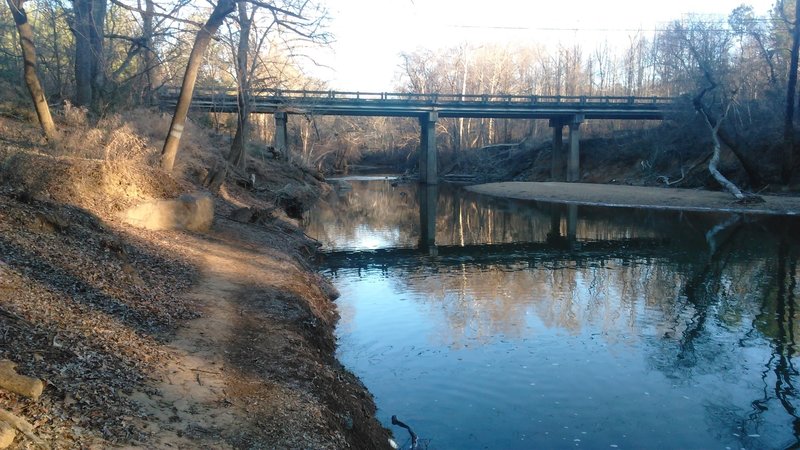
top-left (127, 220), bottom-right (391, 449)
top-left (468, 182), bottom-right (800, 215)
top-left (128, 248), bottom-right (240, 448)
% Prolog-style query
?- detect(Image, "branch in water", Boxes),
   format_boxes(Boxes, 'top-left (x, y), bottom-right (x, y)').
top-left (391, 415), bottom-right (419, 449)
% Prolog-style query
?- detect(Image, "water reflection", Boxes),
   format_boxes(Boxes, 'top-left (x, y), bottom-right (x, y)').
top-left (419, 185), bottom-right (437, 254)
top-left (305, 180), bottom-right (800, 449)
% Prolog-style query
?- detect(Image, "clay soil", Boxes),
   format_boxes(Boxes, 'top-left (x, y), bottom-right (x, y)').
top-left (468, 181), bottom-right (800, 216)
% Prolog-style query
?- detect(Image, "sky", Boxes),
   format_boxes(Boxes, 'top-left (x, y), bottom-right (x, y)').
top-left (304, 0), bottom-right (777, 92)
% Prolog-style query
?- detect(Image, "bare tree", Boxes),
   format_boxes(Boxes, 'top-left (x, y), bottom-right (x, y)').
top-left (783, 0), bottom-right (800, 182)
top-left (72, 0), bottom-right (107, 109)
top-left (6, 0), bottom-right (57, 140)
top-left (160, 0), bottom-right (237, 172)
top-left (161, 0), bottom-right (327, 173)
top-left (696, 94), bottom-right (748, 200)
top-left (227, 0), bottom-right (254, 170)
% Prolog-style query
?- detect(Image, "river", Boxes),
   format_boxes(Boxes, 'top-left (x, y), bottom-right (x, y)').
top-left (304, 178), bottom-right (800, 450)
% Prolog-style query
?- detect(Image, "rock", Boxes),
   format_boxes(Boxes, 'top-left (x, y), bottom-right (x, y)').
top-left (0, 360), bottom-right (44, 400)
top-left (122, 193), bottom-right (213, 232)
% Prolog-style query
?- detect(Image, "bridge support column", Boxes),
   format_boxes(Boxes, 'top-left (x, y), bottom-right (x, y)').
top-left (549, 119), bottom-right (566, 181)
top-left (274, 112), bottom-right (288, 158)
top-left (419, 111), bottom-right (438, 184)
top-left (567, 115), bottom-right (584, 182)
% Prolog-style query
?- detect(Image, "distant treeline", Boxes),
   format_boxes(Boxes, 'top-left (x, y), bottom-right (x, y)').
top-left (2, 1), bottom-right (800, 185)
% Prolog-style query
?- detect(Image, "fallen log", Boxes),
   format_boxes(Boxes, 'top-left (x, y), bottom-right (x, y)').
top-left (0, 409), bottom-right (47, 449)
top-left (0, 421), bottom-right (15, 449)
top-left (0, 360), bottom-right (43, 400)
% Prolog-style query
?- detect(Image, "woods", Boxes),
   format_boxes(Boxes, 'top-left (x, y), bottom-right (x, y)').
top-left (2, 1), bottom-right (800, 186)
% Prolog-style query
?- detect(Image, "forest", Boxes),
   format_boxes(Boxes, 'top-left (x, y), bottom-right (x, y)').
top-left (3, 0), bottom-right (800, 189)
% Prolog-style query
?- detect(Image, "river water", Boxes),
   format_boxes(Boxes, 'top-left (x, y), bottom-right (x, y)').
top-left (304, 178), bottom-right (800, 450)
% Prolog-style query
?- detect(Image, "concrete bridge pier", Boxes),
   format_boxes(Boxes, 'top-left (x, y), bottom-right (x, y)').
top-left (567, 115), bottom-right (584, 182)
top-left (549, 118), bottom-right (566, 181)
top-left (274, 112), bottom-right (288, 158)
top-left (419, 111), bottom-right (439, 184)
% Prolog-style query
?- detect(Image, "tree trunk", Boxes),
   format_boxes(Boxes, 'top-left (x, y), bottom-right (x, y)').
top-left (160, 0), bottom-right (236, 172)
top-left (784, 0), bottom-right (800, 182)
top-left (705, 115), bottom-right (745, 200)
top-left (228, 1), bottom-right (251, 170)
top-left (699, 105), bottom-right (762, 203)
top-left (6, 0), bottom-right (56, 140)
top-left (72, 0), bottom-right (106, 110)
top-left (142, 0), bottom-right (162, 105)
top-left (90, 0), bottom-right (106, 106)
top-left (73, 0), bottom-right (92, 106)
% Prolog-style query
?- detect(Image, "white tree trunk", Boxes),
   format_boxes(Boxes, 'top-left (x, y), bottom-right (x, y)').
top-left (700, 108), bottom-right (745, 200)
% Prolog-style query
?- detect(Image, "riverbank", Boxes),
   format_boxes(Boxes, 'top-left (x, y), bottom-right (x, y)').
top-left (467, 182), bottom-right (800, 216)
top-left (0, 113), bottom-right (390, 449)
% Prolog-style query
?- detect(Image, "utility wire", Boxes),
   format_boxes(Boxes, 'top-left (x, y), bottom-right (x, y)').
top-left (447, 17), bottom-right (781, 34)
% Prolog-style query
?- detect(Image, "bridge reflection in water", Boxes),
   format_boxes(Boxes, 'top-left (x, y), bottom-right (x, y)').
top-left (306, 179), bottom-right (800, 449)
top-left (322, 182), bottom-right (671, 270)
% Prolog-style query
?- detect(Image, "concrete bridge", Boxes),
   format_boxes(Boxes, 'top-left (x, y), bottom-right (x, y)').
top-left (161, 88), bottom-right (678, 184)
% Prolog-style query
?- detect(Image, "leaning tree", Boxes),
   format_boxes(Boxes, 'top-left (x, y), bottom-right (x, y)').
top-left (160, 0), bottom-right (328, 173)
top-left (5, 0), bottom-right (57, 140)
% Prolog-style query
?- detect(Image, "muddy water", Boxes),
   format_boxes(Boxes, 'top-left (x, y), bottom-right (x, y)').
top-left (305, 178), bottom-right (800, 450)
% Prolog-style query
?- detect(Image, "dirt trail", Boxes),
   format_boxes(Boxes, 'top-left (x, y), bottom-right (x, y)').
top-left (129, 247), bottom-right (240, 448)
top-left (126, 220), bottom-right (391, 449)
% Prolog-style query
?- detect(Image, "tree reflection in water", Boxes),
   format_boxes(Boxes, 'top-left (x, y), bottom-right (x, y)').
top-left (306, 180), bottom-right (800, 449)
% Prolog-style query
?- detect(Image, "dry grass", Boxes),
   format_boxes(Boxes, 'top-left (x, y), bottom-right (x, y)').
top-left (0, 103), bottom-right (328, 229)
top-left (0, 106), bottom-right (228, 219)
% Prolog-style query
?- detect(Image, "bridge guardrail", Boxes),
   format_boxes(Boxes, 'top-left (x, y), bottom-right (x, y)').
top-left (161, 87), bottom-right (677, 108)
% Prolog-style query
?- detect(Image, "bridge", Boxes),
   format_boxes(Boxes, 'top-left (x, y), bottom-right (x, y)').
top-left (161, 88), bottom-right (678, 183)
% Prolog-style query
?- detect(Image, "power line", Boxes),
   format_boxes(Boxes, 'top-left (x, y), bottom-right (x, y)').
top-left (447, 26), bottom-right (770, 33)
top-left (446, 17), bottom-right (781, 34)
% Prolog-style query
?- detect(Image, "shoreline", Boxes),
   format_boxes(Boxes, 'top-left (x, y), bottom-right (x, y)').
top-left (466, 182), bottom-right (800, 216)
top-left (0, 147), bottom-right (391, 448)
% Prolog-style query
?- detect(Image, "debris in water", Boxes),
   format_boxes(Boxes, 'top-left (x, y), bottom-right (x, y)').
top-left (391, 415), bottom-right (419, 450)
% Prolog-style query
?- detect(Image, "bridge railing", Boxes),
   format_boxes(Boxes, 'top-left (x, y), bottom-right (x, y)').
top-left (163, 87), bottom-right (676, 107)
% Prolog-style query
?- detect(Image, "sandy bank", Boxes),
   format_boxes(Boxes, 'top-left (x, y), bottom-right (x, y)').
top-left (467, 182), bottom-right (800, 216)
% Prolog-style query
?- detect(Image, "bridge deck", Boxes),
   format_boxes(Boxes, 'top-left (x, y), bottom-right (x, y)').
top-left (161, 88), bottom-right (677, 120)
